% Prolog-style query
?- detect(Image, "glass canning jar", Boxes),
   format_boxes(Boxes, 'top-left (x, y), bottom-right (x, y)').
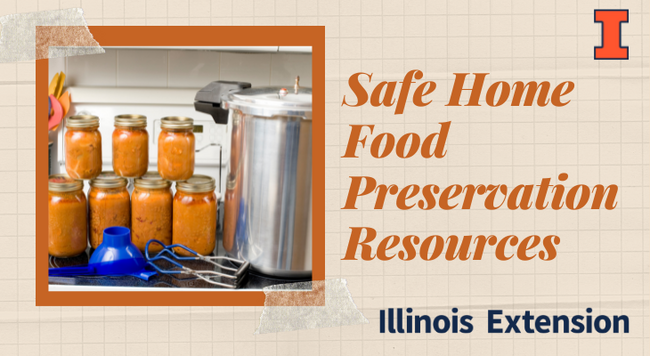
top-left (48, 175), bottom-right (87, 258)
top-left (113, 114), bottom-right (149, 178)
top-left (172, 175), bottom-right (217, 256)
top-left (88, 172), bottom-right (131, 249)
top-left (131, 172), bottom-right (172, 252)
top-left (65, 115), bottom-right (102, 180)
top-left (157, 116), bottom-right (195, 181)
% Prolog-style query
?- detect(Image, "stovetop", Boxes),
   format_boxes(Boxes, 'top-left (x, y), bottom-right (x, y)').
top-left (48, 233), bottom-right (311, 291)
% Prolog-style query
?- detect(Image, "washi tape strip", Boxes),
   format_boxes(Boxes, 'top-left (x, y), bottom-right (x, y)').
top-left (255, 279), bottom-right (369, 334)
top-left (0, 8), bottom-right (103, 62)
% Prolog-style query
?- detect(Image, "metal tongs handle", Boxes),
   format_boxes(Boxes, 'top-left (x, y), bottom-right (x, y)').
top-left (145, 239), bottom-right (200, 260)
top-left (147, 255), bottom-right (186, 274)
top-left (146, 240), bottom-right (250, 276)
top-left (144, 239), bottom-right (250, 288)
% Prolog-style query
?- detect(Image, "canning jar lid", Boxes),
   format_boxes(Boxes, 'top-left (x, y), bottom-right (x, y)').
top-left (114, 114), bottom-right (147, 128)
top-left (48, 174), bottom-right (83, 192)
top-left (89, 171), bottom-right (128, 189)
top-left (66, 114), bottom-right (100, 129)
top-left (160, 116), bottom-right (193, 130)
top-left (134, 172), bottom-right (171, 189)
top-left (221, 87), bottom-right (312, 119)
top-left (176, 174), bottom-right (216, 193)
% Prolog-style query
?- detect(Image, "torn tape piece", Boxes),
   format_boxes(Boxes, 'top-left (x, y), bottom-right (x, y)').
top-left (0, 8), bottom-right (103, 62)
top-left (41, 28), bottom-right (105, 60)
top-left (255, 279), bottom-right (369, 334)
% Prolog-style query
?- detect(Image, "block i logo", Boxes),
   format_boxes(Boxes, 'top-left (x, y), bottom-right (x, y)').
top-left (594, 9), bottom-right (629, 60)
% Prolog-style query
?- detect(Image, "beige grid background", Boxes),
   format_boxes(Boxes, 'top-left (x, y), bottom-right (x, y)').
top-left (0, 0), bottom-right (648, 355)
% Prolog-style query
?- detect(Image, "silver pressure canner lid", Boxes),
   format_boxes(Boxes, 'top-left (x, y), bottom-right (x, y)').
top-left (221, 79), bottom-right (312, 119)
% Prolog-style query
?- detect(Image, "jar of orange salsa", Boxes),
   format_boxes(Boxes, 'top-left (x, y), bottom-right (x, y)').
top-left (48, 175), bottom-right (87, 258)
top-left (173, 175), bottom-right (217, 256)
top-left (65, 115), bottom-right (102, 180)
top-left (89, 172), bottom-right (130, 248)
top-left (158, 116), bottom-right (195, 181)
top-left (132, 172), bottom-right (172, 252)
top-left (113, 114), bottom-right (148, 178)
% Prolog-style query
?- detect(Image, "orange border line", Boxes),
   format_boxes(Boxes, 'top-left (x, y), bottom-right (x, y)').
top-left (36, 26), bottom-right (325, 306)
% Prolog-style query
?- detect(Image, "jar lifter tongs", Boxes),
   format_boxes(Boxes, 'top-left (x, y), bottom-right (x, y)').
top-left (145, 240), bottom-right (250, 289)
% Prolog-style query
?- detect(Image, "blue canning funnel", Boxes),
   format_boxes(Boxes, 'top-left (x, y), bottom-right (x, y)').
top-left (48, 226), bottom-right (156, 280)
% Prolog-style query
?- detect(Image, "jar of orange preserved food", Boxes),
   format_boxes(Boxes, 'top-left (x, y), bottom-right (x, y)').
top-left (89, 172), bottom-right (130, 249)
top-left (65, 115), bottom-right (102, 180)
top-left (48, 175), bottom-right (87, 258)
top-left (173, 175), bottom-right (217, 256)
top-left (158, 116), bottom-right (195, 181)
top-left (132, 173), bottom-right (172, 252)
top-left (113, 114), bottom-right (148, 178)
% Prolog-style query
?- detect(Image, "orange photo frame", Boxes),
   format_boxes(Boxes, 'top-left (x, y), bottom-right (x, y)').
top-left (36, 26), bottom-right (325, 306)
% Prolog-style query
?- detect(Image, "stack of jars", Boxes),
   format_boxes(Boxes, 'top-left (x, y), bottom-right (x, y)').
top-left (48, 114), bottom-right (218, 258)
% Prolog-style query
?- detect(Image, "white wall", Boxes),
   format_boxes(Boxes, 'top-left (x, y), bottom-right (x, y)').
top-left (50, 48), bottom-right (312, 89)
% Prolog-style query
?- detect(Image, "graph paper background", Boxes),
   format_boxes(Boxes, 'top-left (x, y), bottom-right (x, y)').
top-left (0, 0), bottom-right (648, 354)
